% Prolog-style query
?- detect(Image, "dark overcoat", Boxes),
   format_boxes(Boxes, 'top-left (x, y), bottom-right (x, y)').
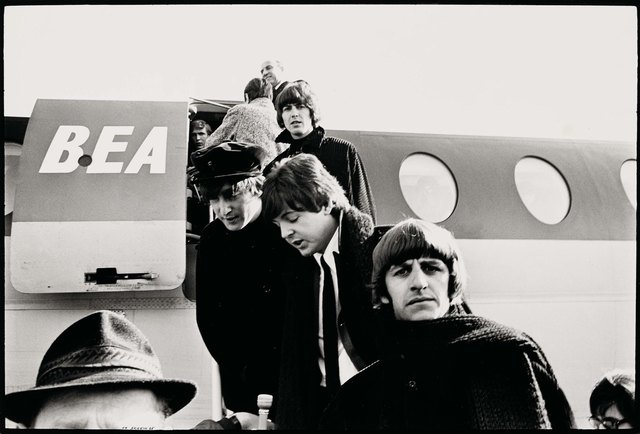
top-left (195, 214), bottom-right (292, 414)
top-left (319, 314), bottom-right (577, 430)
top-left (274, 207), bottom-right (379, 429)
top-left (264, 126), bottom-right (377, 223)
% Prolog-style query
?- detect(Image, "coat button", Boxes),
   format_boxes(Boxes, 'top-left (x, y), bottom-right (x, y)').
top-left (406, 380), bottom-right (418, 391)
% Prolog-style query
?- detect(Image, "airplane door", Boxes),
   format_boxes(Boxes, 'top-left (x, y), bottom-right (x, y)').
top-left (10, 99), bottom-right (188, 293)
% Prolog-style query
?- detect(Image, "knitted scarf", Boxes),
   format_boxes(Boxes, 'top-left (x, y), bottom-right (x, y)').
top-left (374, 313), bottom-right (575, 429)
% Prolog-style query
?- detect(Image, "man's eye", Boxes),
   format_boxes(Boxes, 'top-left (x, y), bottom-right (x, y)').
top-left (421, 262), bottom-right (443, 273)
top-left (392, 267), bottom-right (409, 276)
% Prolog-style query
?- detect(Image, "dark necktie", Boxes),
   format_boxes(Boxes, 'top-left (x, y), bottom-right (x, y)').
top-left (321, 256), bottom-right (340, 398)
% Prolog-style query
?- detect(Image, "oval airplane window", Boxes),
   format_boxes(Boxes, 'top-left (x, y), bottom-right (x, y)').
top-left (399, 153), bottom-right (457, 223)
top-left (514, 157), bottom-right (570, 225)
top-left (620, 159), bottom-right (636, 209)
top-left (4, 142), bottom-right (22, 216)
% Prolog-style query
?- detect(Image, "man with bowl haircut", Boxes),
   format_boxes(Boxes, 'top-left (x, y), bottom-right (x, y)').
top-left (3, 310), bottom-right (198, 429)
top-left (189, 141), bottom-right (290, 417)
top-left (318, 218), bottom-right (576, 430)
top-left (263, 80), bottom-right (377, 223)
top-left (261, 153), bottom-right (379, 429)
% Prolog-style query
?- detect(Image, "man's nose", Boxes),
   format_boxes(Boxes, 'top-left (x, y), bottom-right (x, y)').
top-left (212, 199), bottom-right (231, 216)
top-left (220, 199), bottom-right (232, 213)
top-left (279, 222), bottom-right (292, 239)
top-left (410, 268), bottom-right (428, 290)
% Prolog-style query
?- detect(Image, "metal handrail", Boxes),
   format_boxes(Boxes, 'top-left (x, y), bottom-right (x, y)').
top-left (189, 97), bottom-right (232, 110)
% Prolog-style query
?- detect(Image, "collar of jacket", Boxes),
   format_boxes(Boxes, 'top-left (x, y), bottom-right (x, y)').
top-left (275, 126), bottom-right (325, 153)
top-left (340, 206), bottom-right (374, 249)
top-left (249, 97), bottom-right (275, 109)
top-left (390, 314), bottom-right (543, 361)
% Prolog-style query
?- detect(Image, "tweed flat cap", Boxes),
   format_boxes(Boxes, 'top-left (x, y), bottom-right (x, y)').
top-left (190, 141), bottom-right (267, 183)
top-left (3, 310), bottom-right (197, 425)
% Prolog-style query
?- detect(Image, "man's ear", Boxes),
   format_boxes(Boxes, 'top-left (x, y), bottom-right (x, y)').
top-left (322, 202), bottom-right (334, 215)
top-left (380, 295), bottom-right (390, 305)
top-left (244, 93), bottom-right (249, 103)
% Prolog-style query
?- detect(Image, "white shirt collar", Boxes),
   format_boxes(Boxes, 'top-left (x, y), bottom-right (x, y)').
top-left (313, 210), bottom-right (342, 267)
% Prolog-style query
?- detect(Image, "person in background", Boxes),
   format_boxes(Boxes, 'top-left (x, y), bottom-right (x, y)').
top-left (190, 119), bottom-right (212, 156)
top-left (260, 59), bottom-right (289, 104)
top-left (187, 118), bottom-right (214, 235)
top-left (261, 153), bottom-right (379, 429)
top-left (263, 80), bottom-right (377, 223)
top-left (319, 218), bottom-right (576, 430)
top-left (190, 141), bottom-right (290, 420)
top-left (205, 78), bottom-right (287, 163)
top-left (2, 310), bottom-right (263, 430)
top-left (589, 369), bottom-right (636, 429)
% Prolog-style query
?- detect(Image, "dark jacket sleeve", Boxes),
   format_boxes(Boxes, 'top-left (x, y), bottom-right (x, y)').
top-left (195, 225), bottom-right (222, 361)
top-left (195, 225), bottom-right (240, 369)
top-left (206, 105), bottom-right (241, 147)
top-left (530, 356), bottom-right (577, 429)
top-left (345, 142), bottom-right (377, 224)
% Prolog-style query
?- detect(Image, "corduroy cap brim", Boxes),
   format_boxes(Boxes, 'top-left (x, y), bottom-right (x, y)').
top-left (3, 310), bottom-right (197, 425)
top-left (190, 141), bottom-right (267, 182)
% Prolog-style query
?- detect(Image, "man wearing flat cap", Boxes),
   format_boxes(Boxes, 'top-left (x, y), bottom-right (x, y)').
top-left (3, 310), bottom-right (198, 429)
top-left (189, 141), bottom-right (291, 420)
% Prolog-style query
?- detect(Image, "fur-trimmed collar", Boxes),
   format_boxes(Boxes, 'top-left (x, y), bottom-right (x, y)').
top-left (340, 206), bottom-right (374, 248)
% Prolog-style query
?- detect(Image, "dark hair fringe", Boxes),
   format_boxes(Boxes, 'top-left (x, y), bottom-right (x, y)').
top-left (198, 176), bottom-right (264, 202)
top-left (275, 82), bottom-right (321, 128)
top-left (589, 371), bottom-right (636, 424)
top-left (262, 154), bottom-right (347, 221)
top-left (370, 219), bottom-right (465, 309)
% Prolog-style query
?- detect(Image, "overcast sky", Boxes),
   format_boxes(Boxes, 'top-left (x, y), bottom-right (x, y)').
top-left (4, 4), bottom-right (637, 141)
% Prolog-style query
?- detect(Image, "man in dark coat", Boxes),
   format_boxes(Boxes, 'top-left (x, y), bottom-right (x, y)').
top-left (263, 80), bottom-right (377, 223)
top-left (260, 59), bottom-right (290, 105)
top-left (319, 219), bottom-right (576, 430)
top-left (190, 141), bottom-right (291, 417)
top-left (262, 153), bottom-right (379, 429)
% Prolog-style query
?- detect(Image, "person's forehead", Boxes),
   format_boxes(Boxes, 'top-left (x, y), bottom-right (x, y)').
top-left (34, 387), bottom-right (164, 428)
top-left (392, 256), bottom-right (444, 264)
top-left (275, 208), bottom-right (295, 219)
top-left (201, 180), bottom-right (232, 192)
top-left (38, 387), bottom-right (160, 413)
top-left (602, 403), bottom-right (625, 419)
top-left (191, 127), bottom-right (207, 134)
top-left (261, 60), bottom-right (279, 71)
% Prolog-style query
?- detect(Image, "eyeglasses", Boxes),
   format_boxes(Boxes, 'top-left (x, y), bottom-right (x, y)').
top-left (589, 416), bottom-right (629, 429)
